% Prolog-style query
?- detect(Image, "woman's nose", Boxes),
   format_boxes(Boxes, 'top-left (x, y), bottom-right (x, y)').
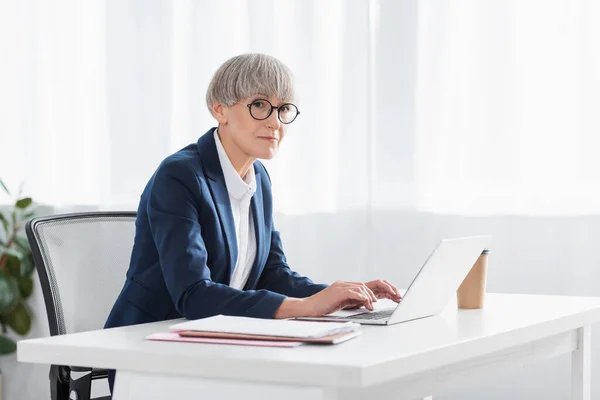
top-left (266, 109), bottom-right (281, 130)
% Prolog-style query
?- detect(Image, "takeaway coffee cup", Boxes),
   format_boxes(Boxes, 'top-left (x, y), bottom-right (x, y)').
top-left (457, 249), bottom-right (490, 309)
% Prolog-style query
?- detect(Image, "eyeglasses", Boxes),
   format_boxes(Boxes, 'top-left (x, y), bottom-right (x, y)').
top-left (238, 99), bottom-right (300, 124)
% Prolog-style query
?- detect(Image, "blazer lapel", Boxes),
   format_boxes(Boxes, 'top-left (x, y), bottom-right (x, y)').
top-left (198, 129), bottom-right (238, 284)
top-left (245, 171), bottom-right (265, 290)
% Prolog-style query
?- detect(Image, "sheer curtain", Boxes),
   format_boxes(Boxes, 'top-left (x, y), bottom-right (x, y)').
top-left (414, 0), bottom-right (600, 216)
top-left (0, 0), bottom-right (108, 206)
top-left (2, 0), bottom-right (599, 215)
top-left (0, 0), bottom-right (371, 215)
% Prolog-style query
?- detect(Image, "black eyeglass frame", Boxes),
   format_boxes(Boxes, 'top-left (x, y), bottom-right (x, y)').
top-left (242, 99), bottom-right (300, 124)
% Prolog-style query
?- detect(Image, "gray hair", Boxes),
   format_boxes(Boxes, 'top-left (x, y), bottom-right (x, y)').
top-left (206, 53), bottom-right (296, 114)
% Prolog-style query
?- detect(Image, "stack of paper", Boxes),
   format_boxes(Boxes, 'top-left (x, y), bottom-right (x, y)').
top-left (169, 315), bottom-right (360, 338)
top-left (146, 315), bottom-right (361, 347)
top-left (146, 332), bottom-right (305, 347)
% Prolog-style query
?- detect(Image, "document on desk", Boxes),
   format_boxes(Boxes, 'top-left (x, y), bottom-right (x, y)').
top-left (169, 315), bottom-right (360, 339)
top-left (146, 332), bottom-right (305, 347)
top-left (177, 329), bottom-right (362, 344)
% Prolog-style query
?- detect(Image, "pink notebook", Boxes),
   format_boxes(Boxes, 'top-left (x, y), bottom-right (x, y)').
top-left (146, 332), bottom-right (304, 348)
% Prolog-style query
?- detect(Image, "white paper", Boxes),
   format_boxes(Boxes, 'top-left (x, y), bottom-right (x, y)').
top-left (169, 315), bottom-right (361, 338)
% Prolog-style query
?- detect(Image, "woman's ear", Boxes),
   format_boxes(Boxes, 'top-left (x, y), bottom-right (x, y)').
top-left (211, 103), bottom-right (228, 125)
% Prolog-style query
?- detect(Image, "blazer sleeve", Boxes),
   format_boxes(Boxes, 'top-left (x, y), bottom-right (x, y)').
top-left (147, 160), bottom-right (287, 319)
top-left (256, 223), bottom-right (328, 298)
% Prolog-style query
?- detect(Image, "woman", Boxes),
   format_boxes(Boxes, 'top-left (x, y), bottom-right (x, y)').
top-left (104, 54), bottom-right (401, 388)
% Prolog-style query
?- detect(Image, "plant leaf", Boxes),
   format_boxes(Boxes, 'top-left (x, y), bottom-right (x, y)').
top-left (0, 272), bottom-right (20, 315)
top-left (20, 252), bottom-right (35, 276)
top-left (5, 254), bottom-right (21, 278)
top-left (0, 245), bottom-right (23, 261)
top-left (0, 334), bottom-right (16, 354)
top-left (16, 198), bottom-right (33, 209)
top-left (19, 275), bottom-right (33, 299)
top-left (14, 236), bottom-right (30, 252)
top-left (0, 212), bottom-right (8, 235)
top-left (5, 301), bottom-right (31, 335)
top-left (0, 178), bottom-right (9, 196)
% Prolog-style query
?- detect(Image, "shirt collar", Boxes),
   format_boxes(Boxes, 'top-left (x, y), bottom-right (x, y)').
top-left (214, 129), bottom-right (256, 200)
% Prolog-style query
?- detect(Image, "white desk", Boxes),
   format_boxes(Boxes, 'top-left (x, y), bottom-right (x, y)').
top-left (17, 293), bottom-right (600, 400)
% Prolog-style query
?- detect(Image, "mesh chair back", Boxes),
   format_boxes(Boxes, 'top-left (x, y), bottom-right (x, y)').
top-left (27, 212), bottom-right (136, 336)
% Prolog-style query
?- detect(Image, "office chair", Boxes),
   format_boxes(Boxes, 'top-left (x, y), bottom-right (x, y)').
top-left (26, 212), bottom-right (137, 400)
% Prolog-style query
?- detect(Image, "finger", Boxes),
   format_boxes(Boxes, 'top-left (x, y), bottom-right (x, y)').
top-left (348, 289), bottom-right (373, 310)
top-left (342, 300), bottom-right (364, 310)
top-left (372, 285), bottom-right (401, 302)
top-left (383, 280), bottom-right (402, 298)
top-left (364, 283), bottom-right (378, 302)
top-left (376, 280), bottom-right (399, 298)
top-left (383, 293), bottom-right (401, 303)
top-left (340, 282), bottom-right (378, 304)
top-left (357, 285), bottom-right (377, 304)
top-left (371, 279), bottom-right (400, 298)
top-left (348, 281), bottom-right (378, 302)
top-left (355, 288), bottom-right (373, 310)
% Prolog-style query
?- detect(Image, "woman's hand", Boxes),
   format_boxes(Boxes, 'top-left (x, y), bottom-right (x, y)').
top-left (364, 279), bottom-right (402, 302)
top-left (301, 280), bottom-right (378, 317)
top-left (273, 279), bottom-right (402, 319)
top-left (341, 280), bottom-right (402, 310)
top-left (274, 280), bottom-right (377, 318)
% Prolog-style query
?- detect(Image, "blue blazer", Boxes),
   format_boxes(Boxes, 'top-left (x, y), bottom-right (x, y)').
top-left (104, 128), bottom-right (327, 329)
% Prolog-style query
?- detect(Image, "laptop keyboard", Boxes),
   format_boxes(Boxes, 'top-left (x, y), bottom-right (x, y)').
top-left (345, 308), bottom-right (395, 320)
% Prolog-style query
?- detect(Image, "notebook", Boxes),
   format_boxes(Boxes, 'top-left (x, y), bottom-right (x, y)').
top-left (146, 332), bottom-right (304, 347)
top-left (169, 315), bottom-right (360, 339)
top-left (177, 329), bottom-right (362, 344)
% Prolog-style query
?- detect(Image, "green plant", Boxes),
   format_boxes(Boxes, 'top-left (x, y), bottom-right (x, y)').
top-left (0, 177), bottom-right (35, 354)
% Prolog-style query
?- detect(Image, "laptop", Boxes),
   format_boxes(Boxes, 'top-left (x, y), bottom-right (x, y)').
top-left (297, 235), bottom-right (491, 325)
